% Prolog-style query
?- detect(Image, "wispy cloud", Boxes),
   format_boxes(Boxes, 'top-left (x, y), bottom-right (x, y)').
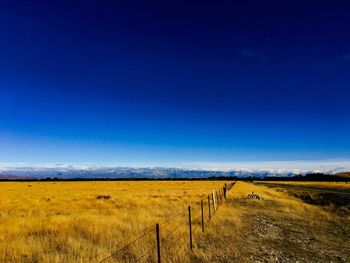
top-left (238, 48), bottom-right (270, 62)
top-left (341, 52), bottom-right (350, 61)
top-left (234, 35), bottom-right (270, 62)
top-left (309, 51), bottom-right (350, 72)
top-left (239, 49), bottom-right (256, 58)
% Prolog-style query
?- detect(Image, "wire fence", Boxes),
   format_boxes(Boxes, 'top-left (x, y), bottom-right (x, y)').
top-left (97, 181), bottom-right (236, 263)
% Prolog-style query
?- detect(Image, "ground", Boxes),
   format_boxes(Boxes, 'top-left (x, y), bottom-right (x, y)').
top-left (0, 181), bottom-right (227, 262)
top-left (0, 181), bottom-right (349, 262)
top-left (193, 181), bottom-right (350, 263)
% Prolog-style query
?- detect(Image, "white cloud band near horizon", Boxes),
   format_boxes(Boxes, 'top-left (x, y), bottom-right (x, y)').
top-left (183, 159), bottom-right (350, 174)
top-left (0, 159), bottom-right (349, 174)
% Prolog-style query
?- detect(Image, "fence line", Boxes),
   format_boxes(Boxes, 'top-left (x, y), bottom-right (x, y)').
top-left (98, 181), bottom-right (236, 262)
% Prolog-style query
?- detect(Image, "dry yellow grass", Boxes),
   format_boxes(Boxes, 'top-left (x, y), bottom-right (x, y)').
top-left (1, 181), bottom-right (349, 262)
top-left (0, 181), bottom-right (229, 263)
top-left (193, 181), bottom-right (350, 262)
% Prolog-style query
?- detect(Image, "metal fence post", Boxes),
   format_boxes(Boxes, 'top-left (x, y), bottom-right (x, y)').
top-left (208, 195), bottom-right (211, 220)
top-left (216, 191), bottom-right (219, 208)
top-left (224, 184), bottom-right (227, 200)
top-left (201, 200), bottom-right (204, 233)
top-left (188, 206), bottom-right (193, 251)
top-left (212, 190), bottom-right (216, 212)
top-left (156, 223), bottom-right (161, 263)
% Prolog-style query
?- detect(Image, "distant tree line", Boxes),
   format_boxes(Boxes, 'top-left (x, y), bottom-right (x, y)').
top-left (239, 173), bottom-right (349, 182)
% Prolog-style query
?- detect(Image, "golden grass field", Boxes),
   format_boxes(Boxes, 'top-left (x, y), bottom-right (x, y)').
top-left (1, 180), bottom-right (349, 263)
top-left (0, 181), bottom-right (229, 263)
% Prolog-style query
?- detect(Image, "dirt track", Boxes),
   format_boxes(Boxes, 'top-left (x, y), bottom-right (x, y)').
top-left (193, 182), bottom-right (350, 263)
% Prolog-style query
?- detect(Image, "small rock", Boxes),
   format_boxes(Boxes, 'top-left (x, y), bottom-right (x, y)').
top-left (96, 195), bottom-right (111, 200)
top-left (247, 192), bottom-right (263, 200)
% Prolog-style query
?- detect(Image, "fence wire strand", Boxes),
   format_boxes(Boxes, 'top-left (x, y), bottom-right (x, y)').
top-left (135, 245), bottom-right (155, 262)
top-left (98, 228), bottom-right (154, 263)
top-left (97, 182), bottom-right (235, 263)
top-left (161, 219), bottom-right (187, 240)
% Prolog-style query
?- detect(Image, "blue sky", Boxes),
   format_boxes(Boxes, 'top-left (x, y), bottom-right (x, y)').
top-left (1, 1), bottom-right (350, 168)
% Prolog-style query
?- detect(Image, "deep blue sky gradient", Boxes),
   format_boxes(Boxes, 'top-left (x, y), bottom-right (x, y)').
top-left (1, 1), bottom-right (350, 165)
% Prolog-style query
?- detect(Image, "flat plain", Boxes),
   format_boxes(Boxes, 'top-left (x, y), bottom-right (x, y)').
top-left (0, 181), bottom-right (227, 262)
top-left (1, 180), bottom-right (349, 263)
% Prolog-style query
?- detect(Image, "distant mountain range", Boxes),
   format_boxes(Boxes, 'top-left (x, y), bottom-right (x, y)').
top-left (0, 174), bottom-right (29, 180)
top-left (0, 165), bottom-right (348, 180)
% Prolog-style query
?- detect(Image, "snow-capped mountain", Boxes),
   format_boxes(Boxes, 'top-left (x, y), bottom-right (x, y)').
top-left (0, 162), bottom-right (348, 179)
